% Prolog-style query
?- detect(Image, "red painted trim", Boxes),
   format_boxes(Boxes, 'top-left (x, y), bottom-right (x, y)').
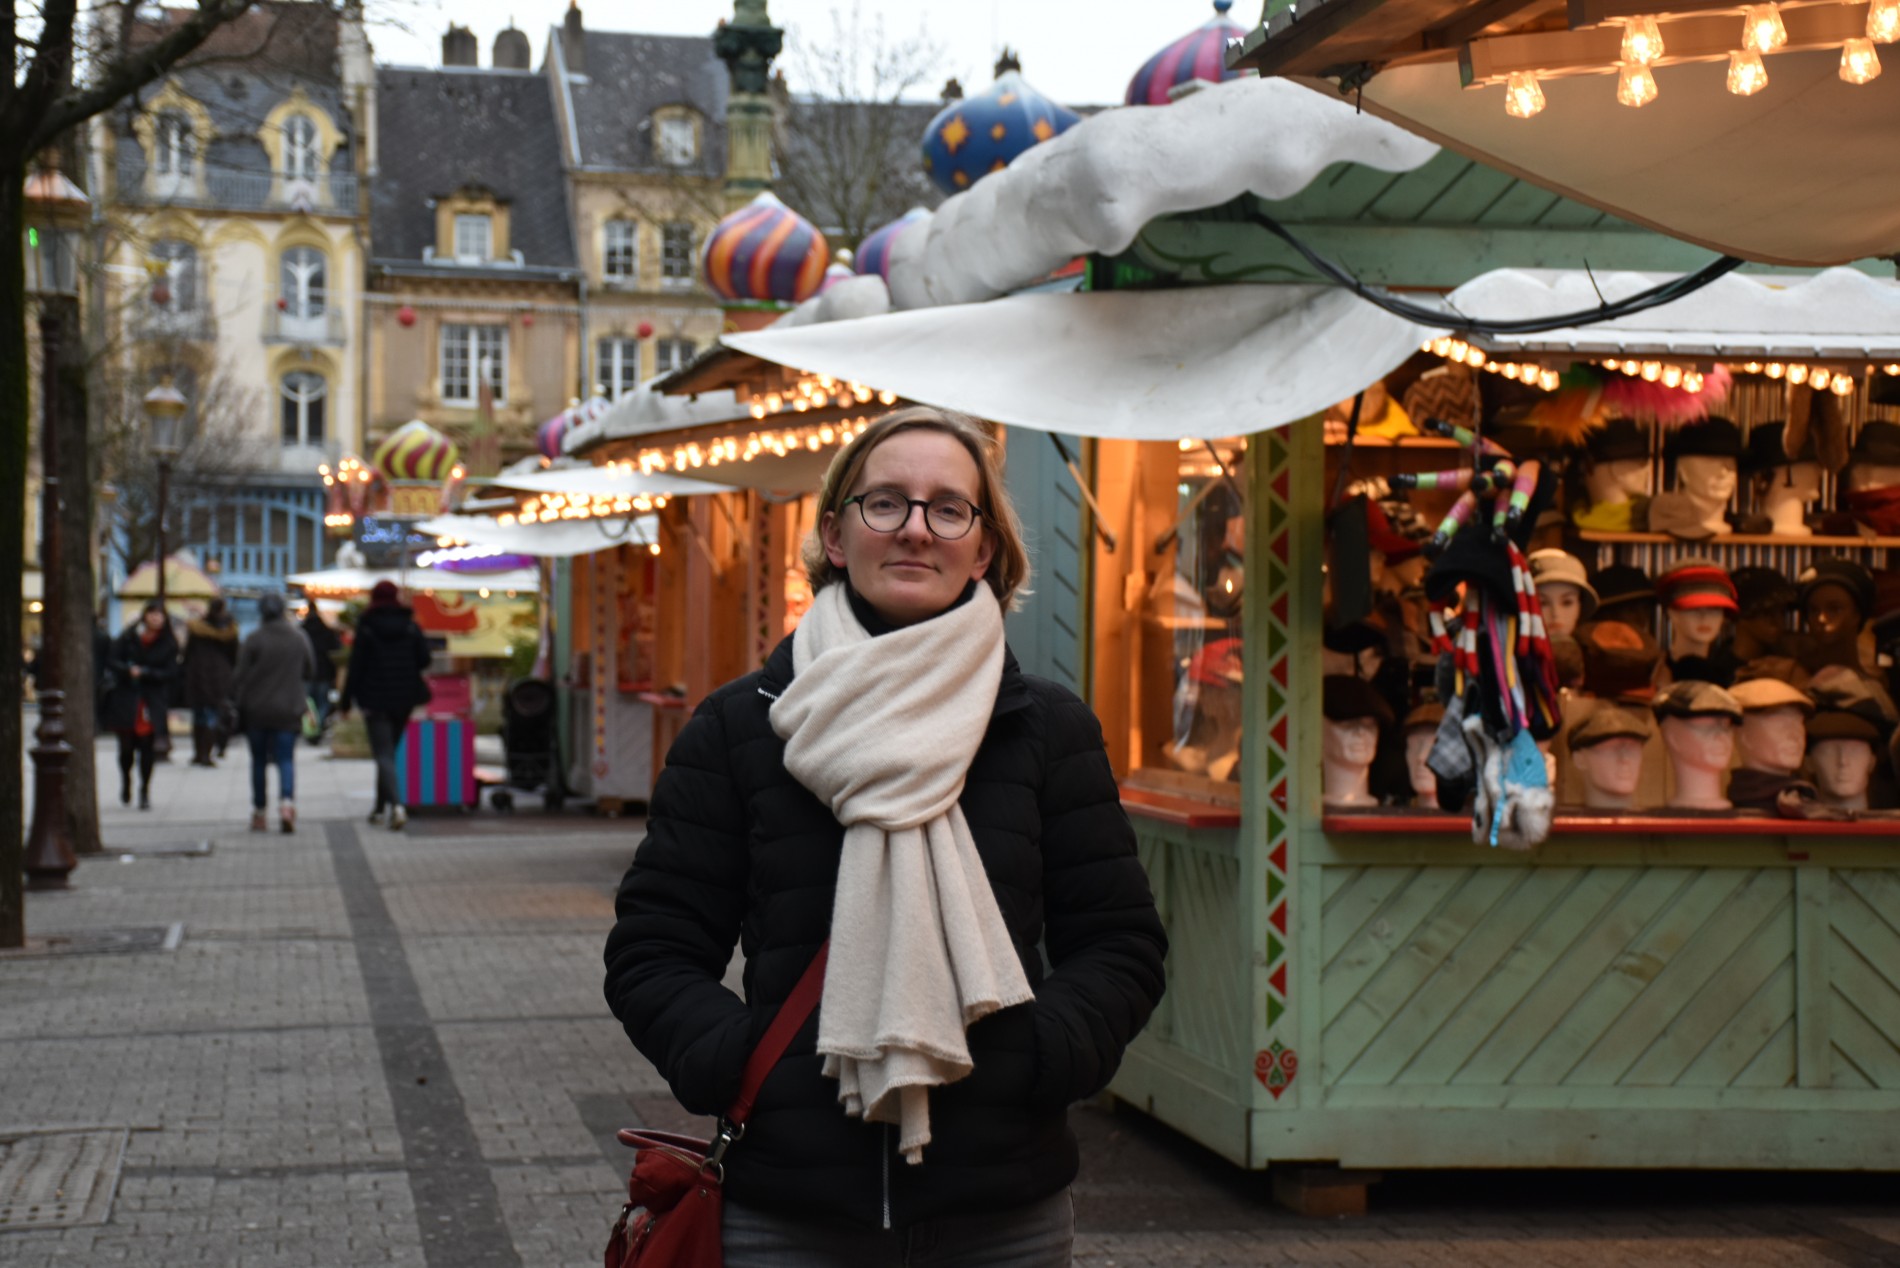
top-left (1323, 812), bottom-right (1900, 838)
top-left (1120, 784), bottom-right (1243, 829)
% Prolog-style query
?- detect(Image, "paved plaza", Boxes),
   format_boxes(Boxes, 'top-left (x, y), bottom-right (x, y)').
top-left (4, 729), bottom-right (1898, 1266)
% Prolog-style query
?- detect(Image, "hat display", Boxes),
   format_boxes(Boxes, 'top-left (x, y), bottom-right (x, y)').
top-left (1798, 557), bottom-right (1876, 618)
top-left (1567, 701), bottom-right (1657, 749)
top-left (1590, 564), bottom-right (1656, 612)
top-left (1666, 417), bottom-right (1743, 461)
top-left (1807, 664), bottom-right (1898, 732)
top-left (1657, 559), bottom-right (1739, 613)
top-left (1734, 656), bottom-right (1811, 691)
top-left (1402, 702), bottom-right (1445, 733)
top-left (1806, 708), bottom-right (1883, 746)
top-left (1729, 678), bottom-right (1814, 715)
top-left (1741, 421), bottom-right (1816, 476)
top-left (1323, 620), bottom-right (1390, 657)
top-left (1731, 567), bottom-right (1798, 618)
top-left (1323, 674), bottom-right (1394, 727)
top-left (1578, 620), bottom-right (1663, 699)
top-left (1653, 679), bottom-right (1743, 723)
top-left (1583, 417), bottom-right (1650, 465)
top-left (1528, 550), bottom-right (1599, 620)
top-left (1850, 418), bottom-right (1900, 467)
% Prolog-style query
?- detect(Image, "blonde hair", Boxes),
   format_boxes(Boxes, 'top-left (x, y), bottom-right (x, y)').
top-left (802, 406), bottom-right (1031, 610)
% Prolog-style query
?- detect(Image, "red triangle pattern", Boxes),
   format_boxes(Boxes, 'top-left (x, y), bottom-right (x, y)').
top-left (1266, 1081), bottom-right (1287, 1100)
top-left (1270, 656), bottom-right (1288, 687)
top-left (1269, 962), bottom-right (1287, 996)
top-left (1269, 531), bottom-right (1290, 565)
top-left (1269, 901), bottom-right (1287, 935)
top-left (1270, 780), bottom-right (1286, 809)
top-left (1271, 715), bottom-right (1288, 751)
top-left (1271, 593), bottom-right (1289, 626)
top-left (1272, 469), bottom-right (1290, 503)
top-left (1269, 841), bottom-right (1287, 872)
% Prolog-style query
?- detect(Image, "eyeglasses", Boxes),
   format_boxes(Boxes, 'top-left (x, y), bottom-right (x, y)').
top-left (843, 488), bottom-right (985, 540)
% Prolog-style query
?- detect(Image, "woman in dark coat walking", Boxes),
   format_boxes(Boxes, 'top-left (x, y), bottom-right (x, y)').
top-left (103, 600), bottom-right (180, 810)
top-left (603, 408), bottom-right (1168, 1266)
top-left (181, 597), bottom-right (238, 766)
top-left (337, 580), bottom-right (431, 830)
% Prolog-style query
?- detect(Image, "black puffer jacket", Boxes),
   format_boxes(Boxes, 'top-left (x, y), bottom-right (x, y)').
top-left (604, 615), bottom-right (1168, 1228)
top-left (339, 605), bottom-right (431, 715)
top-left (101, 622), bottom-right (179, 734)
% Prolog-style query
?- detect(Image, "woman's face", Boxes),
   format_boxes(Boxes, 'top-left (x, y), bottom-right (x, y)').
top-left (821, 429), bottom-right (997, 627)
top-left (141, 608), bottom-right (166, 633)
top-left (1670, 607), bottom-right (1727, 649)
top-left (1537, 583), bottom-right (1584, 639)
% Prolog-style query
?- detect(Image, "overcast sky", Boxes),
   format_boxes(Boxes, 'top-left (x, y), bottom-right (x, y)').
top-left (366, 0), bottom-right (1235, 106)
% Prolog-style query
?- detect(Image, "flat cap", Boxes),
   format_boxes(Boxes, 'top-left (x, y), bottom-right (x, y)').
top-left (1653, 679), bottom-right (1743, 723)
top-left (1729, 678), bottom-right (1814, 715)
top-left (1806, 709), bottom-right (1882, 746)
top-left (1807, 665), bottom-right (1898, 730)
top-left (1528, 550), bottom-right (1599, 619)
top-left (1657, 559), bottom-right (1739, 613)
top-left (1568, 701), bottom-right (1657, 750)
top-left (1402, 702), bottom-right (1445, 733)
top-left (1734, 656), bottom-right (1811, 690)
top-left (1667, 416), bottom-right (1743, 461)
top-left (1590, 564), bottom-right (1656, 611)
top-left (1578, 620), bottom-right (1663, 699)
top-left (1323, 674), bottom-right (1394, 727)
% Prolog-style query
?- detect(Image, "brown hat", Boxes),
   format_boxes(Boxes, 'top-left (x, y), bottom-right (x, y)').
top-left (1528, 550), bottom-right (1599, 619)
top-left (1657, 559), bottom-right (1739, 613)
top-left (1323, 675), bottom-right (1394, 727)
top-left (1734, 656), bottom-right (1811, 691)
top-left (1567, 701), bottom-right (1657, 750)
top-left (1653, 680), bottom-right (1743, 723)
top-left (1728, 678), bottom-right (1814, 716)
top-left (1402, 701), bottom-right (1445, 734)
top-left (1806, 709), bottom-right (1882, 746)
top-left (1578, 620), bottom-right (1663, 699)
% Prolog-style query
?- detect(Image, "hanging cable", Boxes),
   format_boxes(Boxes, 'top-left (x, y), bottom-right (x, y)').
top-left (1244, 207), bottom-right (1745, 336)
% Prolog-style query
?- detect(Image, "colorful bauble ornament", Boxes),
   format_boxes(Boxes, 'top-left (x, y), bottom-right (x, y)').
top-left (855, 208), bottom-right (929, 281)
top-left (396, 305), bottom-right (416, 328)
top-left (637, 321), bottom-right (655, 339)
top-left (371, 418), bottom-right (460, 482)
top-left (701, 192), bottom-right (829, 303)
top-left (921, 58), bottom-right (1080, 195)
top-left (536, 412), bottom-right (569, 459)
top-left (1125, 0), bottom-right (1247, 106)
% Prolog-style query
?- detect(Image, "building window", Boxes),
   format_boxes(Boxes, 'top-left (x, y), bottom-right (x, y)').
top-left (280, 372), bottom-right (327, 446)
top-left (453, 214), bottom-right (492, 264)
top-left (657, 116), bottom-right (696, 165)
top-left (441, 323), bottom-right (507, 406)
top-left (280, 246), bottom-right (326, 318)
top-left (597, 337), bottom-right (640, 400)
top-left (154, 112), bottom-right (195, 175)
top-left (662, 222), bottom-right (693, 286)
top-left (150, 240), bottom-right (198, 312)
top-left (603, 219), bottom-right (637, 282)
top-left (282, 113), bottom-right (320, 179)
top-left (655, 337), bottom-right (695, 374)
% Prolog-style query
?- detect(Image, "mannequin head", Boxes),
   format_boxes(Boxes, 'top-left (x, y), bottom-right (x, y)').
top-left (1586, 459), bottom-right (1652, 505)
top-left (1675, 455), bottom-right (1738, 505)
top-left (1566, 702), bottom-right (1657, 809)
top-left (1654, 680), bottom-right (1743, 810)
top-left (1322, 674), bottom-right (1392, 808)
top-left (1322, 621), bottom-right (1387, 682)
top-left (1807, 708), bottom-right (1882, 808)
top-left (1402, 703), bottom-right (1445, 807)
top-left (1657, 560), bottom-right (1739, 661)
top-left (1806, 584), bottom-right (1863, 639)
top-left (1846, 420), bottom-right (1900, 492)
top-left (1737, 706), bottom-right (1809, 775)
top-left (1798, 559), bottom-right (1874, 640)
top-left (1528, 550), bottom-right (1598, 641)
top-left (1744, 422), bottom-right (1819, 536)
top-left (1731, 568), bottom-right (1796, 660)
top-left (1578, 419), bottom-right (1652, 508)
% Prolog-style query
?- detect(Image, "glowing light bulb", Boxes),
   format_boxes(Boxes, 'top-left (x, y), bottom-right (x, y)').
top-left (1621, 16), bottom-right (1665, 65)
top-left (1641, 361), bottom-right (1663, 382)
top-left (1741, 4), bottom-right (1787, 53)
top-left (1539, 369), bottom-right (1561, 391)
top-left (1727, 48), bottom-right (1769, 95)
top-left (1765, 362), bottom-right (1785, 378)
top-left (1871, 0), bottom-right (1900, 43)
top-left (1787, 363), bottom-right (1809, 385)
top-left (1617, 62), bottom-right (1659, 107)
top-left (1684, 371), bottom-right (1705, 393)
top-left (1504, 71), bottom-right (1546, 118)
top-left (1465, 348), bottom-right (1487, 367)
top-left (1841, 38), bottom-right (1882, 84)
top-left (1661, 365), bottom-right (1683, 389)
top-left (1832, 375), bottom-right (1857, 396)
top-left (1810, 367), bottom-right (1832, 391)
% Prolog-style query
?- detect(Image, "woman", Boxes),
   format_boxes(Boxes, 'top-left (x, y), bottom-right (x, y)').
top-left (181, 597), bottom-right (238, 766)
top-left (604, 407), bottom-right (1168, 1265)
top-left (337, 580), bottom-right (432, 830)
top-left (233, 592), bottom-right (316, 833)
top-left (102, 600), bottom-right (180, 810)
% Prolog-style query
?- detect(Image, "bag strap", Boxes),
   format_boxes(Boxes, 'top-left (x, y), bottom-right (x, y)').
top-left (724, 941), bottom-right (829, 1127)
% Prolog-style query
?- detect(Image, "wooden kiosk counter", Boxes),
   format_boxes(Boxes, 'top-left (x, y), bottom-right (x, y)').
top-left (1096, 419), bottom-right (1900, 1184)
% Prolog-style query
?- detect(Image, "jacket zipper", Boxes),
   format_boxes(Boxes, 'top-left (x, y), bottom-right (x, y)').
top-left (881, 1123), bottom-right (892, 1230)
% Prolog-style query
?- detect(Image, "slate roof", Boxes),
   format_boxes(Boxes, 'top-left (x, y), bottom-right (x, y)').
top-left (371, 66), bottom-right (577, 275)
top-left (557, 29), bottom-right (728, 176)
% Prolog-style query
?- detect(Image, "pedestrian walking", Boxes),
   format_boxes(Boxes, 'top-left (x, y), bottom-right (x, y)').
top-left (338, 580), bottom-right (432, 830)
top-left (603, 407), bottom-right (1168, 1266)
top-left (181, 597), bottom-right (238, 767)
top-left (233, 592), bottom-right (316, 833)
top-left (102, 600), bottom-right (180, 810)
top-left (301, 600), bottom-right (342, 744)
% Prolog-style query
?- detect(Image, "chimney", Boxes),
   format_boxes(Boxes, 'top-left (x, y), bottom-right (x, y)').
top-left (939, 77), bottom-right (963, 102)
top-left (562, 1), bottom-right (585, 74)
top-left (442, 23), bottom-right (478, 66)
top-left (493, 24), bottom-right (530, 69)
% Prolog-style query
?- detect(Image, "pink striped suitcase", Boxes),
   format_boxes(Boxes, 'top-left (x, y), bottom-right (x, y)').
top-left (395, 718), bottom-right (477, 809)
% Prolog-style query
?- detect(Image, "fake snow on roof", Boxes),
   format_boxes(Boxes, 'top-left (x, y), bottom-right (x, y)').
top-left (1125, 0), bottom-right (1248, 107)
top-left (702, 192), bottom-right (829, 304)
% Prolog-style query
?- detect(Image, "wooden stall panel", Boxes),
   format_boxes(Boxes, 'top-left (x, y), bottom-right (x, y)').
top-left (1131, 823), bottom-right (1247, 1077)
top-left (1830, 870), bottom-right (1900, 1089)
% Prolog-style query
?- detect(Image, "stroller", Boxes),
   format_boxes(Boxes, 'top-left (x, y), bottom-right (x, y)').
top-left (489, 678), bottom-right (565, 813)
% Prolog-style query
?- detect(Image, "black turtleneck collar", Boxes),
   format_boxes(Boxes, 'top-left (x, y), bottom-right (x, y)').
top-left (844, 577), bottom-right (978, 636)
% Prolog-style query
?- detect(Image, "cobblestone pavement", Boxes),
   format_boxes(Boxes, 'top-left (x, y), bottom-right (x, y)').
top-left (5, 731), bottom-right (1898, 1266)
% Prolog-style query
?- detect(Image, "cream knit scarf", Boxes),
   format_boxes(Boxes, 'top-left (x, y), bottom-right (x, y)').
top-left (769, 582), bottom-right (1034, 1165)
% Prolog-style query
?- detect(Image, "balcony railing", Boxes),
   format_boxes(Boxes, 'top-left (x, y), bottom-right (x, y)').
top-left (262, 304), bottom-right (346, 346)
top-left (116, 158), bottom-right (358, 214)
top-left (129, 304), bottom-right (216, 343)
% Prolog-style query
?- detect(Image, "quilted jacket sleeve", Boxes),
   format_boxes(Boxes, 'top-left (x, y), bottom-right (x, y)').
top-left (1027, 685), bottom-right (1169, 1109)
top-left (603, 690), bottom-right (755, 1116)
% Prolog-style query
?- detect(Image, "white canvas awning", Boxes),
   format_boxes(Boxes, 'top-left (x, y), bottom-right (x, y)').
top-left (724, 285), bottom-right (1441, 440)
top-left (483, 468), bottom-right (735, 498)
top-left (285, 566), bottom-right (541, 597)
top-left (412, 513), bottom-right (658, 558)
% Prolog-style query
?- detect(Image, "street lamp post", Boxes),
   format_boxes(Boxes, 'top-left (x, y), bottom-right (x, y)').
top-left (142, 378), bottom-right (187, 612)
top-left (23, 165), bottom-right (90, 890)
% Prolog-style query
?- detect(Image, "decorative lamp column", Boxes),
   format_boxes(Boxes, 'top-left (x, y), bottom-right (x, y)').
top-left (142, 378), bottom-right (188, 612)
top-left (713, 0), bottom-right (783, 212)
top-left (23, 164), bottom-right (90, 890)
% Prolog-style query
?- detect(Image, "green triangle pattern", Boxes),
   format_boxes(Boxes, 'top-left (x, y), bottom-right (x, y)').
top-left (1267, 680), bottom-right (1285, 717)
top-left (1267, 557), bottom-right (1286, 596)
top-left (1266, 996), bottom-right (1285, 1027)
top-left (1267, 873), bottom-right (1285, 905)
top-left (1265, 620), bottom-right (1285, 658)
top-left (1267, 747), bottom-right (1284, 781)
top-left (1267, 806), bottom-right (1285, 840)
top-left (1267, 931), bottom-right (1284, 964)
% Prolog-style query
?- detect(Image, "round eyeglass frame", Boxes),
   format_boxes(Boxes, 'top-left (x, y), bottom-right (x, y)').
top-left (842, 489), bottom-right (986, 540)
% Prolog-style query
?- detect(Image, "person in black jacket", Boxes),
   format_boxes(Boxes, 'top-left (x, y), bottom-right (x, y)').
top-left (604, 408), bottom-right (1167, 1266)
top-left (337, 580), bottom-right (431, 830)
top-left (181, 597), bottom-right (238, 766)
top-left (102, 600), bottom-right (181, 810)
top-left (301, 600), bottom-right (343, 744)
